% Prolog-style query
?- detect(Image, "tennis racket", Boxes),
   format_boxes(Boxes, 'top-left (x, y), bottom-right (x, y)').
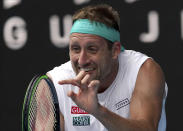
top-left (22, 75), bottom-right (60, 131)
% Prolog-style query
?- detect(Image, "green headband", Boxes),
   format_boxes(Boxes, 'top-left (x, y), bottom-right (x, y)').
top-left (70, 19), bottom-right (120, 43)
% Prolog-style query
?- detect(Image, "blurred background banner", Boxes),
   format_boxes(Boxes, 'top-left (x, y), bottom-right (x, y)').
top-left (0, 0), bottom-right (182, 130)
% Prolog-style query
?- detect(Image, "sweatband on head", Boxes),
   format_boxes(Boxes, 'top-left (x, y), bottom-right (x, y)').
top-left (70, 19), bottom-right (120, 43)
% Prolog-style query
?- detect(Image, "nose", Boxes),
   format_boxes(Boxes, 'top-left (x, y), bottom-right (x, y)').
top-left (78, 50), bottom-right (90, 66)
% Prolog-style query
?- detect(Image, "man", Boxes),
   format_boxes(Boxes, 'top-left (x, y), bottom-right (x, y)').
top-left (47, 4), bottom-right (168, 131)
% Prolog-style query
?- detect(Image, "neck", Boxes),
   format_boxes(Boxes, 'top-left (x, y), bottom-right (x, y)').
top-left (98, 60), bottom-right (119, 93)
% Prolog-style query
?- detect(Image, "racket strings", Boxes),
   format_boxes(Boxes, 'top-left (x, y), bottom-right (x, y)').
top-left (29, 97), bottom-right (37, 128)
top-left (28, 79), bottom-right (57, 131)
top-left (29, 91), bottom-right (38, 131)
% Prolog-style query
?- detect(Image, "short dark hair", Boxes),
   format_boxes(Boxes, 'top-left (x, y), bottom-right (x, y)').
top-left (72, 4), bottom-right (120, 32)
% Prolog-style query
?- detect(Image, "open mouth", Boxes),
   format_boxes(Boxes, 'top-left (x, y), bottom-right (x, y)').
top-left (79, 67), bottom-right (95, 72)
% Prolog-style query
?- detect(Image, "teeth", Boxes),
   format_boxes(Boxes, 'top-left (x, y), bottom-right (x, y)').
top-left (80, 68), bottom-right (94, 72)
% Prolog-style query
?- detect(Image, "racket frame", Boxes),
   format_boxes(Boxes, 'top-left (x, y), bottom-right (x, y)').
top-left (22, 75), bottom-right (60, 131)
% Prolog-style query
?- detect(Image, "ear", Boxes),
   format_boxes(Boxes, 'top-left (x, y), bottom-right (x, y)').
top-left (112, 42), bottom-right (121, 59)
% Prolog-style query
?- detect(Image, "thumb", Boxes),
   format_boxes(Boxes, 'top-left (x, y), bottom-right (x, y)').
top-left (67, 91), bottom-right (77, 101)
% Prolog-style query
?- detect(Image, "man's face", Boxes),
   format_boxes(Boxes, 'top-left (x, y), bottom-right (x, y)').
top-left (69, 33), bottom-right (115, 82)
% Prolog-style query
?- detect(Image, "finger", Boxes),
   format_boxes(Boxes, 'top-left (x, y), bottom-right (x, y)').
top-left (58, 70), bottom-right (86, 87)
top-left (88, 80), bottom-right (100, 92)
top-left (58, 79), bottom-right (80, 87)
top-left (75, 70), bottom-right (86, 82)
top-left (80, 71), bottom-right (97, 86)
top-left (67, 90), bottom-right (83, 106)
top-left (65, 70), bottom-right (86, 87)
top-left (81, 74), bottom-right (91, 88)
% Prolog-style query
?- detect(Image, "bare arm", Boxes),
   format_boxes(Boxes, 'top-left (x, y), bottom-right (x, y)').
top-left (58, 59), bottom-right (165, 131)
top-left (92, 58), bottom-right (165, 131)
top-left (129, 58), bottom-right (165, 130)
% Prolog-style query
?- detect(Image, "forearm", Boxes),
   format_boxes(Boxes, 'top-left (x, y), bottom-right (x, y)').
top-left (92, 104), bottom-right (156, 131)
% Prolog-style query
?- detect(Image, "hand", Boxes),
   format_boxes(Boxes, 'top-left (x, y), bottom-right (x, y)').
top-left (58, 70), bottom-right (100, 114)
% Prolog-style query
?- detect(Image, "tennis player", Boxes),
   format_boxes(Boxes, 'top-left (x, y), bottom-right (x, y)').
top-left (47, 4), bottom-right (168, 131)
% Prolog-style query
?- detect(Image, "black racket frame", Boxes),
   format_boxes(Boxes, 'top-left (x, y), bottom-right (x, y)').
top-left (22, 75), bottom-right (60, 131)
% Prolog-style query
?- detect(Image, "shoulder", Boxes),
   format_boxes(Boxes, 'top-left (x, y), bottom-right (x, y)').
top-left (120, 50), bottom-right (148, 58)
top-left (135, 58), bottom-right (165, 99)
top-left (47, 61), bottom-right (75, 82)
top-left (119, 50), bottom-right (151, 84)
top-left (130, 58), bottom-right (166, 129)
top-left (119, 50), bottom-right (149, 66)
top-left (139, 58), bottom-right (165, 84)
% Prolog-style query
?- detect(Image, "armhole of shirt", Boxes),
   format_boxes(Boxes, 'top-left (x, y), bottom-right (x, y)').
top-left (129, 56), bottom-right (150, 95)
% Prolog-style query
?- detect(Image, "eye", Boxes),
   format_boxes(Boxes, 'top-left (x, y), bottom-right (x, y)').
top-left (88, 46), bottom-right (98, 54)
top-left (70, 45), bottom-right (80, 53)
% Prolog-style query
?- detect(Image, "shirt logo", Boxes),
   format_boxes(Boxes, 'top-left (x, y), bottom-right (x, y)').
top-left (71, 106), bottom-right (88, 114)
top-left (73, 115), bottom-right (90, 126)
top-left (115, 98), bottom-right (130, 110)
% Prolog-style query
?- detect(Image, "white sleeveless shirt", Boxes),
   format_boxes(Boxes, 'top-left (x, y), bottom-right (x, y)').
top-left (47, 50), bottom-right (168, 131)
